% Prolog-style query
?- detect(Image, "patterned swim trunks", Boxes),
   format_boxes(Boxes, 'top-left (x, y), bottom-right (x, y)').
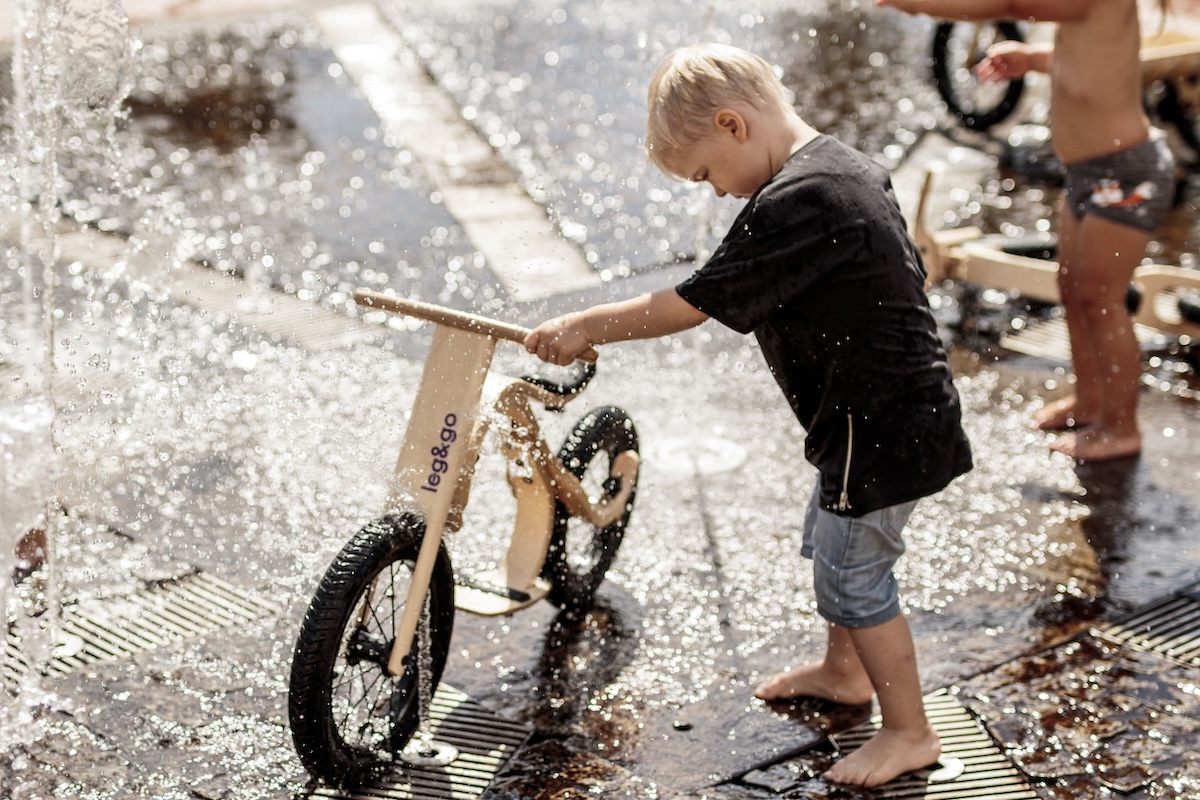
top-left (1063, 133), bottom-right (1175, 233)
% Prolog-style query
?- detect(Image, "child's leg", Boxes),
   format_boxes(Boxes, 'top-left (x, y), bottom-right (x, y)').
top-left (823, 614), bottom-right (940, 788)
top-left (760, 497), bottom-right (937, 786)
top-left (1051, 211), bottom-right (1149, 461)
top-left (756, 493), bottom-right (878, 704)
top-left (754, 622), bottom-right (873, 704)
top-left (1032, 202), bottom-right (1101, 431)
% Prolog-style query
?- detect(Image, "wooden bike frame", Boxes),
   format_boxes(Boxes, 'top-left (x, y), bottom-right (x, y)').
top-left (913, 171), bottom-right (1200, 339)
top-left (352, 291), bottom-right (638, 677)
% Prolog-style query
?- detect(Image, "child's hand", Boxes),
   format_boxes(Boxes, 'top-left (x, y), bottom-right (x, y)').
top-left (975, 41), bottom-right (1033, 82)
top-left (525, 314), bottom-right (593, 366)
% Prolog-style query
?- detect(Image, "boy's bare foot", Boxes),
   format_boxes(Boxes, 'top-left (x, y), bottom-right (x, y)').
top-left (1029, 396), bottom-right (1095, 431)
top-left (754, 663), bottom-right (873, 705)
top-left (1049, 427), bottom-right (1141, 462)
top-left (824, 723), bottom-right (941, 788)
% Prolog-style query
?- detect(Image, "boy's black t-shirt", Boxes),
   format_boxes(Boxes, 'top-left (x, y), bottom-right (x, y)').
top-left (676, 134), bottom-right (973, 516)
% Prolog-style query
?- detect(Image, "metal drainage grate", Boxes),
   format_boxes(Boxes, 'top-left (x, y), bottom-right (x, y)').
top-left (5, 571), bottom-right (278, 682)
top-left (1095, 587), bottom-right (1200, 665)
top-left (740, 689), bottom-right (1038, 799)
top-left (833, 690), bottom-right (1038, 800)
top-left (999, 314), bottom-right (1166, 362)
top-left (303, 684), bottom-right (532, 800)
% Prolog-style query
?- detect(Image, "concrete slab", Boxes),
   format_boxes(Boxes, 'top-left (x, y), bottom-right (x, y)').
top-left (312, 2), bottom-right (600, 303)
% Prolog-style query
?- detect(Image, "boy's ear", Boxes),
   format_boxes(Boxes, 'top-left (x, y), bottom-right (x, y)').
top-left (713, 109), bottom-right (749, 142)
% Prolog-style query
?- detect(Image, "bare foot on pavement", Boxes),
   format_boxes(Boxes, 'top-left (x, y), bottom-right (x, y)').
top-left (1049, 426), bottom-right (1141, 461)
top-left (1029, 396), bottom-right (1096, 431)
top-left (824, 724), bottom-right (941, 788)
top-left (754, 664), bottom-right (873, 705)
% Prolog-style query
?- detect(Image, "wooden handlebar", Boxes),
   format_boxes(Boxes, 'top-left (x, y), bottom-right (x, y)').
top-left (353, 290), bottom-right (598, 363)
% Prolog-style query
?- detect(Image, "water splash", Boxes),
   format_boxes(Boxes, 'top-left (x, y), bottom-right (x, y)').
top-left (0, 398), bottom-right (56, 748)
top-left (1, 0), bottom-right (134, 757)
top-left (5, 0), bottom-right (135, 401)
top-left (399, 593), bottom-right (460, 767)
top-left (10, 0), bottom-right (133, 349)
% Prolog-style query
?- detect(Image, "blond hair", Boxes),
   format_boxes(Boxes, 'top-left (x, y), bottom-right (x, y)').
top-left (645, 43), bottom-right (793, 176)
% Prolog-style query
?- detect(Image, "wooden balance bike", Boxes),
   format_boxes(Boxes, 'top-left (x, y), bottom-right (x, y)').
top-left (913, 170), bottom-right (1200, 341)
top-left (287, 291), bottom-right (640, 787)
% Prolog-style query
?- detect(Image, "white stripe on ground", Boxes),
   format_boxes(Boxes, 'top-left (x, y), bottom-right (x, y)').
top-left (313, 2), bottom-right (601, 303)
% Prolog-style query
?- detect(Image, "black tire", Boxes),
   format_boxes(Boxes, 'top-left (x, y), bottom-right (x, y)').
top-left (932, 20), bottom-right (1026, 131)
top-left (541, 407), bottom-right (638, 614)
top-left (979, 233), bottom-right (1057, 261)
top-left (1152, 75), bottom-right (1200, 166)
top-left (1177, 291), bottom-right (1200, 325)
top-left (288, 512), bottom-right (455, 788)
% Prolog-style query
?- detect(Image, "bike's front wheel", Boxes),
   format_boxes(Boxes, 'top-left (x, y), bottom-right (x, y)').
top-left (932, 20), bottom-right (1026, 131)
top-left (288, 512), bottom-right (456, 788)
top-left (542, 406), bottom-right (639, 614)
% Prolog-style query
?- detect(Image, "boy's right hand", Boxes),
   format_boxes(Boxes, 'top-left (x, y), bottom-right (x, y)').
top-left (525, 313), bottom-right (594, 366)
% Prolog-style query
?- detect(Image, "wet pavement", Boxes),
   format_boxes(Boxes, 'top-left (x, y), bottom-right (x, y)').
top-left (4, 1), bottom-right (1200, 799)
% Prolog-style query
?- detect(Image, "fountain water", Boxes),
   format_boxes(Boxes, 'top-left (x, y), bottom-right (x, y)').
top-left (1, 0), bottom-right (134, 751)
top-left (0, 397), bottom-right (55, 738)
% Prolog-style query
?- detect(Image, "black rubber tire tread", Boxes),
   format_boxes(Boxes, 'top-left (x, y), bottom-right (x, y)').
top-left (542, 407), bottom-right (639, 613)
top-left (288, 512), bottom-right (455, 788)
top-left (932, 20), bottom-right (1026, 131)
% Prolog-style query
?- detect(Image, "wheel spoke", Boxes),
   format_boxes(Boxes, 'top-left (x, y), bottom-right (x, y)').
top-left (933, 21), bottom-right (1025, 130)
top-left (326, 556), bottom-right (420, 756)
top-left (288, 507), bottom-right (465, 781)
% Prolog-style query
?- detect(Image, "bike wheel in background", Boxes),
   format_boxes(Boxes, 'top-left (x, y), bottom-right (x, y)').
top-left (542, 406), bottom-right (639, 615)
top-left (1149, 73), bottom-right (1200, 166)
top-left (288, 512), bottom-right (456, 788)
top-left (933, 20), bottom-right (1026, 131)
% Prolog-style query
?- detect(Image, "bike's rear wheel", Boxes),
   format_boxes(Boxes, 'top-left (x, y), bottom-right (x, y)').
top-left (932, 20), bottom-right (1026, 131)
top-left (542, 407), bottom-right (639, 614)
top-left (288, 512), bottom-right (455, 788)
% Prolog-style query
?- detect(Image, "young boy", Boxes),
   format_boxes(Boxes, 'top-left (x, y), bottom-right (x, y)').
top-left (877, 0), bottom-right (1175, 461)
top-left (524, 43), bottom-right (973, 788)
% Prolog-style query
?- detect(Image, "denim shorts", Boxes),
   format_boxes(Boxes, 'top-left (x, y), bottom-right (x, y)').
top-left (800, 492), bottom-right (918, 629)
